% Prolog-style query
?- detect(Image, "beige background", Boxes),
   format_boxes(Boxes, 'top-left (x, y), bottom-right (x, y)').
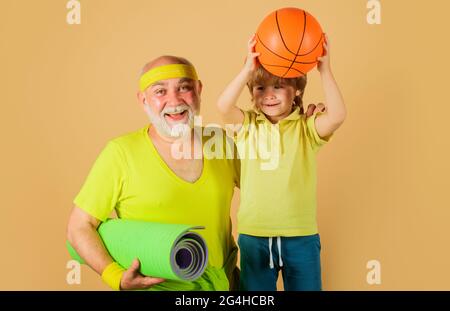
top-left (1, 0), bottom-right (449, 290)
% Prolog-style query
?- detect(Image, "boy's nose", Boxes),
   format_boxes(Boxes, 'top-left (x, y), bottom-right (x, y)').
top-left (264, 92), bottom-right (276, 100)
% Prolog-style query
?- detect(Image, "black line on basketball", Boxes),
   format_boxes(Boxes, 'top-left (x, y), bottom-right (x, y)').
top-left (298, 32), bottom-right (324, 57)
top-left (260, 63), bottom-right (305, 76)
top-left (257, 34), bottom-right (317, 65)
top-left (275, 10), bottom-right (297, 56)
top-left (282, 10), bottom-right (307, 77)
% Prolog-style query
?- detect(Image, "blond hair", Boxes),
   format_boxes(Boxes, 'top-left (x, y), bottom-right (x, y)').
top-left (247, 66), bottom-right (307, 108)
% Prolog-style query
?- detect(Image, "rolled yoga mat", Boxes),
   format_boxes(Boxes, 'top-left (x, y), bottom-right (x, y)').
top-left (66, 219), bottom-right (208, 281)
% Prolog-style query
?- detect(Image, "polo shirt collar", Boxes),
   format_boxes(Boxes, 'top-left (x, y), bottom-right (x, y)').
top-left (255, 107), bottom-right (302, 122)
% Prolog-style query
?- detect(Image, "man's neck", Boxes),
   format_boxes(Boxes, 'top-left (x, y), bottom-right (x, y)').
top-left (148, 124), bottom-right (202, 160)
top-left (148, 124), bottom-right (188, 143)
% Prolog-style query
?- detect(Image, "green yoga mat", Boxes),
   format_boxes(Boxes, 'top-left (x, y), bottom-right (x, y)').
top-left (66, 219), bottom-right (208, 281)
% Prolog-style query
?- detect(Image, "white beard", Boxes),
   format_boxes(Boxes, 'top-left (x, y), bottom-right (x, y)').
top-left (144, 103), bottom-right (194, 138)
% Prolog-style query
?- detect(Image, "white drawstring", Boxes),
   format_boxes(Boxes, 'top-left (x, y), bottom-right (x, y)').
top-left (277, 236), bottom-right (283, 267)
top-left (268, 237), bottom-right (274, 269)
top-left (268, 237), bottom-right (283, 269)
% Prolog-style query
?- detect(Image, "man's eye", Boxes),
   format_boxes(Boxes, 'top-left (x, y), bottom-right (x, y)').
top-left (180, 84), bottom-right (193, 91)
top-left (155, 89), bottom-right (165, 95)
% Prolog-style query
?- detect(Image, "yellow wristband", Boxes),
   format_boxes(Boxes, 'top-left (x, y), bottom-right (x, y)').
top-left (101, 262), bottom-right (126, 291)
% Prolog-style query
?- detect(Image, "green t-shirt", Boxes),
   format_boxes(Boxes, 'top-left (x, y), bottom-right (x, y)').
top-left (74, 125), bottom-right (240, 290)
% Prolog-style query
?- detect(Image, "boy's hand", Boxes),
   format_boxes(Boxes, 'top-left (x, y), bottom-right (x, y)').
top-left (317, 33), bottom-right (331, 74)
top-left (243, 34), bottom-right (261, 74)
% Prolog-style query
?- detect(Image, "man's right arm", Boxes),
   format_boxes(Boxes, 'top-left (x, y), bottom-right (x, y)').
top-left (66, 206), bottom-right (113, 274)
top-left (66, 206), bottom-right (165, 290)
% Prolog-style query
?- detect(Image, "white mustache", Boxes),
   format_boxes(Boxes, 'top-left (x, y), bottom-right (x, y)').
top-left (161, 104), bottom-right (191, 115)
top-left (144, 102), bottom-right (194, 138)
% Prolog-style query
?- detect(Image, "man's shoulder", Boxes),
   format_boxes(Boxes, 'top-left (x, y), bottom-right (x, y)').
top-left (105, 125), bottom-right (148, 155)
top-left (109, 125), bottom-right (147, 146)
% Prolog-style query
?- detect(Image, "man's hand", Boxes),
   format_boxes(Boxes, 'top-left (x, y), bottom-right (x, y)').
top-left (120, 258), bottom-right (165, 290)
top-left (302, 103), bottom-right (326, 117)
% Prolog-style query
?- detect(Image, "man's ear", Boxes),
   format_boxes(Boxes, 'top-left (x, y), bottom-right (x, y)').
top-left (197, 80), bottom-right (203, 95)
top-left (137, 91), bottom-right (147, 104)
top-left (137, 91), bottom-right (147, 112)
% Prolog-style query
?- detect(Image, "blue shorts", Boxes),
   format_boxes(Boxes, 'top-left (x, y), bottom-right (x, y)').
top-left (238, 233), bottom-right (322, 291)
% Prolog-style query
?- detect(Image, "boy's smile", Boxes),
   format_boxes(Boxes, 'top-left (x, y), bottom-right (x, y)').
top-left (253, 84), bottom-right (296, 123)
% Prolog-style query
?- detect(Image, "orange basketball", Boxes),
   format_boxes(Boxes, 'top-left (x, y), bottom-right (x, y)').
top-left (255, 7), bottom-right (324, 78)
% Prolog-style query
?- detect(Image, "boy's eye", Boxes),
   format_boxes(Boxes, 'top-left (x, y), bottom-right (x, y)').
top-left (274, 84), bottom-right (283, 89)
top-left (255, 86), bottom-right (264, 91)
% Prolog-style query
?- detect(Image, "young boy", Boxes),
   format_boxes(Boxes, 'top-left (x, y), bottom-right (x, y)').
top-left (216, 34), bottom-right (346, 290)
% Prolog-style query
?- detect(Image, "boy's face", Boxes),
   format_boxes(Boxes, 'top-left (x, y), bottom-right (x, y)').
top-left (252, 82), bottom-right (296, 122)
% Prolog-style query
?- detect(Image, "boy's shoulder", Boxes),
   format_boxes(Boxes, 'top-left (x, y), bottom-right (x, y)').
top-left (241, 109), bottom-right (265, 124)
top-left (242, 107), bottom-right (306, 124)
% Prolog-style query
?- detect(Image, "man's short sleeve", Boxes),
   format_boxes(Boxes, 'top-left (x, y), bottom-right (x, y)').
top-left (305, 112), bottom-right (333, 152)
top-left (73, 141), bottom-right (127, 221)
top-left (222, 129), bottom-right (241, 189)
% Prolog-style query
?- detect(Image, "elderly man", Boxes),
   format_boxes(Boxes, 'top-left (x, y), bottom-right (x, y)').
top-left (67, 55), bottom-right (240, 291)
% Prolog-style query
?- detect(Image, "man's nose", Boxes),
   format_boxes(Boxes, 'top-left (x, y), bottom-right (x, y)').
top-left (166, 90), bottom-right (184, 105)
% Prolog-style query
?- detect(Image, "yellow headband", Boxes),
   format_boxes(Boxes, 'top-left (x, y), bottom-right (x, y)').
top-left (139, 64), bottom-right (199, 92)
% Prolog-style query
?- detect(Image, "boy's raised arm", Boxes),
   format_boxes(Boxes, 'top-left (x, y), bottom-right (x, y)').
top-left (216, 35), bottom-right (260, 125)
top-left (314, 35), bottom-right (347, 138)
